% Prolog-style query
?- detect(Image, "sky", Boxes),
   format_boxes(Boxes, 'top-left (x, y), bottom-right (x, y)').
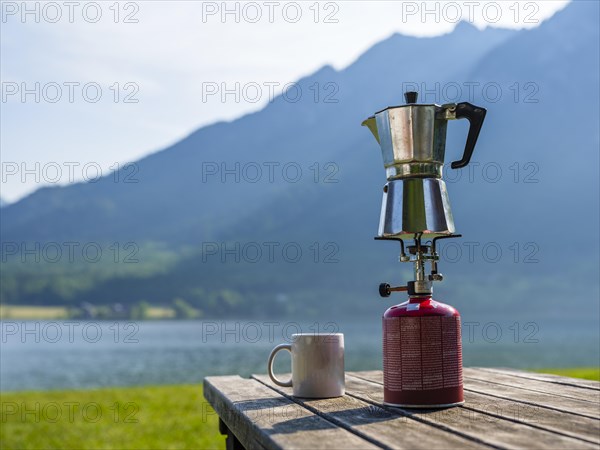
top-left (1, 0), bottom-right (569, 203)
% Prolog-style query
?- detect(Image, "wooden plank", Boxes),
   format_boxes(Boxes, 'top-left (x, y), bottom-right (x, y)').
top-left (204, 375), bottom-right (379, 450)
top-left (348, 372), bottom-right (598, 449)
top-left (464, 368), bottom-right (600, 403)
top-left (475, 368), bottom-right (600, 391)
top-left (462, 385), bottom-right (600, 444)
top-left (353, 370), bottom-right (600, 443)
top-left (349, 371), bottom-right (385, 383)
top-left (353, 370), bottom-right (600, 419)
top-left (464, 377), bottom-right (600, 420)
top-left (252, 373), bottom-right (488, 450)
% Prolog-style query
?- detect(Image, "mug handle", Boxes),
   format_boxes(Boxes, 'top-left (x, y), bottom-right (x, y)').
top-left (267, 344), bottom-right (292, 387)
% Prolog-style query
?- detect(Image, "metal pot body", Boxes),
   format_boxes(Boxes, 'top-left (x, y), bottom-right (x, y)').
top-left (375, 105), bottom-right (448, 180)
top-left (382, 296), bottom-right (463, 408)
top-left (378, 178), bottom-right (455, 239)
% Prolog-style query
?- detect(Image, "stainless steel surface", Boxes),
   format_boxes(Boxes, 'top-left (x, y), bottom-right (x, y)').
top-left (365, 93), bottom-right (485, 296)
top-left (362, 104), bottom-right (453, 180)
top-left (378, 179), bottom-right (455, 239)
top-left (414, 253), bottom-right (426, 281)
top-left (386, 162), bottom-right (443, 180)
top-left (413, 280), bottom-right (433, 295)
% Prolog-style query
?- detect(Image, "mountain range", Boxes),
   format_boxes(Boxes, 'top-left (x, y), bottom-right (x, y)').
top-left (1, 1), bottom-right (598, 319)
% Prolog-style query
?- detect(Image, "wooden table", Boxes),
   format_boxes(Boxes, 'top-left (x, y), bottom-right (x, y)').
top-left (204, 368), bottom-right (600, 449)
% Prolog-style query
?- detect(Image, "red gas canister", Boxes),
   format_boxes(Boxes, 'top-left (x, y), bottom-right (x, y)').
top-left (382, 296), bottom-right (463, 408)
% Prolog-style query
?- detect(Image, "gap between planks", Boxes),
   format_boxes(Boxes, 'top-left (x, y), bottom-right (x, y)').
top-left (252, 373), bottom-right (499, 450)
top-left (462, 371), bottom-right (600, 404)
top-left (352, 370), bottom-right (600, 420)
top-left (204, 375), bottom-right (380, 450)
top-left (475, 367), bottom-right (600, 391)
top-left (348, 372), bottom-right (599, 447)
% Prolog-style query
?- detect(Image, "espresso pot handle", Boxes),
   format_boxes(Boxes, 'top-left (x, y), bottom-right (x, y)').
top-left (450, 102), bottom-right (487, 169)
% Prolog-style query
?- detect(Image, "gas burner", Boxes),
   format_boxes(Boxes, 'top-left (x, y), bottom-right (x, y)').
top-left (363, 91), bottom-right (487, 408)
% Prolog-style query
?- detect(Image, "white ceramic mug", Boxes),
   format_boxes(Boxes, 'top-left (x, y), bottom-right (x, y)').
top-left (267, 333), bottom-right (345, 398)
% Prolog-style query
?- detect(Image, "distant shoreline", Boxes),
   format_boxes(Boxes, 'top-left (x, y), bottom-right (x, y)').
top-left (0, 304), bottom-right (177, 320)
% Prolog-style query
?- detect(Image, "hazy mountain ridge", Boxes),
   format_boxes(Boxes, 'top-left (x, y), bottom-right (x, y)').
top-left (1, 2), bottom-right (598, 318)
top-left (0, 22), bottom-right (514, 245)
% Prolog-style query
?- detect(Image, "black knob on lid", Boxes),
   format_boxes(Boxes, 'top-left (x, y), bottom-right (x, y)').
top-left (404, 91), bottom-right (418, 104)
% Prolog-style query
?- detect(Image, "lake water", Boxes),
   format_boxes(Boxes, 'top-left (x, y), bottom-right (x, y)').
top-left (2, 316), bottom-right (598, 391)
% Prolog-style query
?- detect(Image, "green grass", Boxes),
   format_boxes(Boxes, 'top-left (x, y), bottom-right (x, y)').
top-left (0, 304), bottom-right (178, 320)
top-left (1, 369), bottom-right (597, 449)
top-left (0, 384), bottom-right (224, 450)
top-left (532, 367), bottom-right (600, 381)
top-left (146, 306), bottom-right (176, 319)
top-left (0, 305), bottom-right (70, 320)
